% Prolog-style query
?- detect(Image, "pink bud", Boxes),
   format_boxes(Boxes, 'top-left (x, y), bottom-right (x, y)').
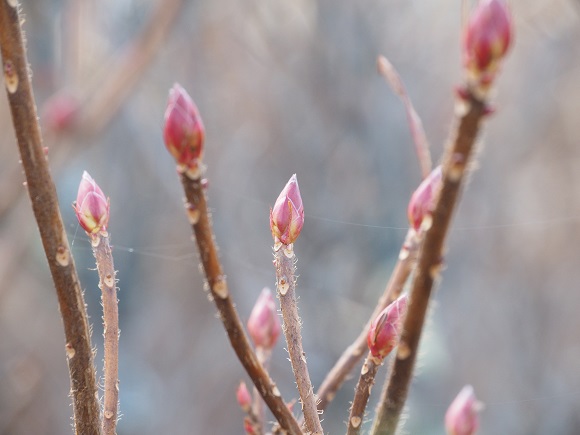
top-left (163, 83), bottom-right (205, 177)
top-left (367, 294), bottom-right (408, 359)
top-left (236, 381), bottom-right (252, 412)
top-left (270, 174), bottom-right (304, 245)
top-left (408, 166), bottom-right (442, 231)
top-left (42, 92), bottom-right (80, 132)
top-left (243, 416), bottom-right (257, 434)
top-left (463, 0), bottom-right (512, 88)
top-left (74, 171), bottom-right (109, 234)
top-left (445, 385), bottom-right (482, 435)
top-left (247, 287), bottom-right (281, 349)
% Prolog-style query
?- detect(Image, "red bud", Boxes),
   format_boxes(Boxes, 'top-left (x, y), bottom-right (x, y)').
top-left (236, 381), bottom-right (252, 413)
top-left (463, 0), bottom-right (512, 90)
top-left (247, 287), bottom-right (281, 349)
top-left (367, 294), bottom-right (408, 359)
top-left (408, 166), bottom-right (443, 231)
top-left (445, 385), bottom-right (482, 435)
top-left (74, 171), bottom-right (109, 235)
top-left (163, 83), bottom-right (205, 178)
top-left (270, 174), bottom-right (304, 245)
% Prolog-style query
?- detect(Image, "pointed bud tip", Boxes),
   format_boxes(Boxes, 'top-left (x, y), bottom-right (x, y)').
top-left (408, 166), bottom-right (443, 231)
top-left (367, 294), bottom-right (409, 359)
top-left (74, 172), bottom-right (109, 234)
top-left (247, 287), bottom-right (281, 349)
top-left (163, 83), bottom-right (205, 177)
top-left (270, 174), bottom-right (304, 245)
top-left (445, 385), bottom-right (482, 435)
top-left (236, 381), bottom-right (252, 412)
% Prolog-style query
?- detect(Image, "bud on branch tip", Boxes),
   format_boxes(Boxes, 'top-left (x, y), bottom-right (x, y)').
top-left (163, 83), bottom-right (205, 178)
top-left (408, 166), bottom-right (443, 231)
top-left (463, 0), bottom-right (513, 92)
top-left (367, 294), bottom-right (409, 359)
top-left (74, 171), bottom-right (109, 235)
top-left (445, 385), bottom-right (483, 435)
top-left (247, 287), bottom-right (281, 350)
top-left (270, 174), bottom-right (304, 245)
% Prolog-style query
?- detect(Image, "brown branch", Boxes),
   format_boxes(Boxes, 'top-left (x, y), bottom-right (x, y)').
top-left (346, 354), bottom-right (381, 435)
top-left (274, 245), bottom-right (323, 435)
top-left (0, 3), bottom-right (101, 435)
top-left (92, 234), bottom-right (119, 435)
top-left (314, 231), bottom-right (419, 413)
top-left (179, 173), bottom-right (303, 435)
top-left (370, 90), bottom-right (487, 435)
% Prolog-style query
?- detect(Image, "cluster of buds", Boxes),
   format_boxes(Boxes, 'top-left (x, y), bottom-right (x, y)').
top-left (270, 174), bottom-right (304, 246)
top-left (408, 166), bottom-right (442, 232)
top-left (367, 294), bottom-right (409, 360)
top-left (247, 287), bottom-right (281, 350)
top-left (445, 385), bottom-right (483, 435)
top-left (463, 0), bottom-right (513, 95)
top-left (163, 83), bottom-right (205, 179)
top-left (74, 171), bottom-right (109, 235)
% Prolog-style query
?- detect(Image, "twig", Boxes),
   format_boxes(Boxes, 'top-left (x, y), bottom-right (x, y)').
top-left (370, 90), bottom-right (488, 435)
top-left (314, 231), bottom-right (419, 413)
top-left (0, 3), bottom-right (101, 435)
top-left (377, 55), bottom-right (432, 179)
top-left (274, 244), bottom-right (323, 435)
top-left (92, 234), bottom-right (119, 435)
top-left (179, 174), bottom-right (303, 435)
top-left (346, 354), bottom-right (381, 435)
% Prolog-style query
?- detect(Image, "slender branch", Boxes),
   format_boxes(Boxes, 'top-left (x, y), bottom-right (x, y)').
top-left (346, 354), bottom-right (382, 435)
top-left (370, 91), bottom-right (488, 435)
top-left (0, 3), bottom-right (101, 435)
top-left (91, 234), bottom-right (119, 435)
top-left (253, 347), bottom-right (271, 434)
top-left (314, 231), bottom-right (419, 413)
top-left (179, 174), bottom-right (303, 435)
top-left (274, 244), bottom-right (323, 435)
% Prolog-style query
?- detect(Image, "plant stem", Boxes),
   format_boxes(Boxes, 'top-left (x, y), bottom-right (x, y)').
top-left (315, 231), bottom-right (419, 413)
top-left (0, 4), bottom-right (101, 435)
top-left (91, 233), bottom-right (119, 435)
top-left (346, 353), bottom-right (381, 435)
top-left (179, 174), bottom-right (303, 435)
top-left (274, 244), bottom-right (323, 435)
top-left (370, 91), bottom-right (487, 435)
top-left (253, 347), bottom-right (271, 434)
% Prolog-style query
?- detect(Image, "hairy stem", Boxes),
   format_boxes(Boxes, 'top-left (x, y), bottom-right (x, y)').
top-left (0, 4), bottom-right (101, 434)
top-left (274, 244), bottom-right (323, 435)
top-left (253, 347), bottom-right (271, 434)
top-left (179, 174), bottom-right (302, 435)
top-left (91, 234), bottom-right (119, 435)
top-left (315, 231), bottom-right (418, 413)
top-left (370, 91), bottom-right (487, 435)
top-left (346, 354), bottom-right (381, 435)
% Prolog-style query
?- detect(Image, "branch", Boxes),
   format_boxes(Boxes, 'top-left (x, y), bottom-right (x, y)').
top-left (370, 90), bottom-right (488, 435)
top-left (92, 234), bottom-right (119, 435)
top-left (314, 231), bottom-right (419, 412)
top-left (0, 3), bottom-right (101, 434)
top-left (346, 354), bottom-right (381, 435)
top-left (179, 174), bottom-right (303, 435)
top-left (274, 244), bottom-right (323, 435)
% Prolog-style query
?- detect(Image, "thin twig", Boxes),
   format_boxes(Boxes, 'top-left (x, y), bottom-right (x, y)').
top-left (179, 174), bottom-right (303, 435)
top-left (314, 231), bottom-right (419, 413)
top-left (253, 347), bottom-right (271, 435)
top-left (346, 353), bottom-right (381, 435)
top-left (0, 3), bottom-right (101, 434)
top-left (92, 234), bottom-right (119, 435)
top-left (274, 244), bottom-right (323, 435)
top-left (370, 90), bottom-right (488, 435)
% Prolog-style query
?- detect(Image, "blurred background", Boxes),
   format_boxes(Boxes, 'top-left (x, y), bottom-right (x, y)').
top-left (1, 0), bottom-right (579, 433)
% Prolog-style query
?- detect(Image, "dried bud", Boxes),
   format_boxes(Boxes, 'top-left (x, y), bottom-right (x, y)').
top-left (408, 166), bottom-right (442, 231)
top-left (247, 287), bottom-right (281, 349)
top-left (74, 171), bottom-right (109, 234)
top-left (367, 294), bottom-right (408, 359)
top-left (163, 83), bottom-right (205, 178)
top-left (445, 385), bottom-right (482, 435)
top-left (463, 0), bottom-right (512, 91)
top-left (270, 174), bottom-right (304, 245)
top-left (236, 381), bottom-right (252, 412)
